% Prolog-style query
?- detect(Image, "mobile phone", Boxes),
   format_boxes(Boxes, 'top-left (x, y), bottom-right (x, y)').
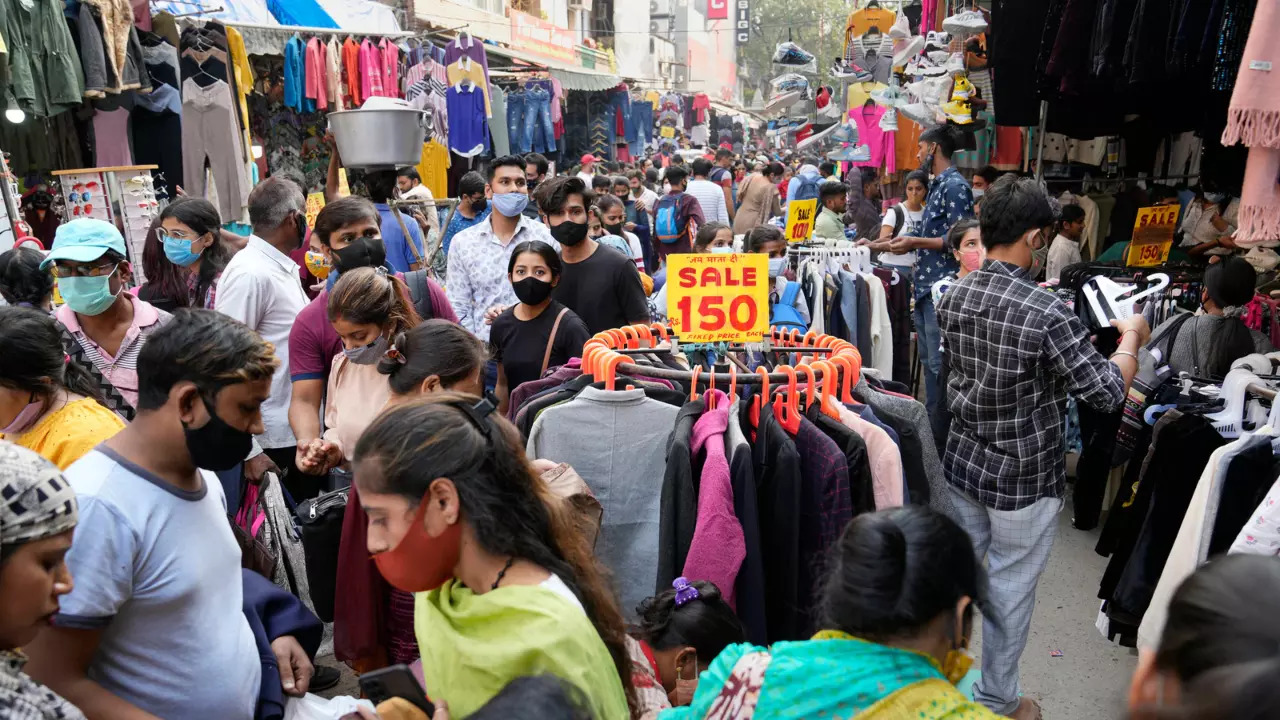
top-left (358, 664), bottom-right (435, 715)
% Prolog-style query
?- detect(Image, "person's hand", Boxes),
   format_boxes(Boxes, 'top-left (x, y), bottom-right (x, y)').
top-left (484, 305), bottom-right (508, 324)
top-left (888, 236), bottom-right (915, 254)
top-left (624, 222), bottom-right (637, 232)
top-left (174, 185), bottom-right (186, 197)
top-left (1111, 314), bottom-right (1151, 347)
top-left (633, 199), bottom-right (647, 213)
top-left (296, 439), bottom-right (337, 475)
top-left (530, 458), bottom-right (560, 473)
top-left (245, 453), bottom-right (281, 485)
top-left (270, 635), bottom-right (314, 696)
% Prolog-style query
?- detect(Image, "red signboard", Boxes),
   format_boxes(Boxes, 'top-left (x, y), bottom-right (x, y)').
top-left (707, 0), bottom-right (729, 20)
top-left (509, 10), bottom-right (577, 64)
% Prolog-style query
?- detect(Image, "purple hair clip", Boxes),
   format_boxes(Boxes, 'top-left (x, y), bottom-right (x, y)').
top-left (673, 577), bottom-right (700, 607)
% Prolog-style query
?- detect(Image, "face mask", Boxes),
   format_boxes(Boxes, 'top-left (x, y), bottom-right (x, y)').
top-left (971, 188), bottom-right (985, 199)
top-left (470, 197), bottom-right (488, 214)
top-left (768, 256), bottom-right (787, 278)
top-left (663, 183), bottom-right (672, 194)
top-left (183, 396), bottom-right (254, 472)
top-left (162, 235), bottom-right (204, 267)
top-left (709, 245), bottom-right (735, 254)
top-left (491, 192), bottom-right (529, 217)
top-left (304, 251), bottom-right (331, 280)
top-left (1, 395), bottom-right (43, 434)
top-left (343, 334), bottom-right (390, 365)
top-left (551, 220), bottom-right (589, 247)
top-left (1204, 192), bottom-right (1226, 204)
top-left (942, 647), bottom-right (974, 685)
top-left (527, 179), bottom-right (539, 194)
top-left (959, 247), bottom-right (984, 273)
top-left (604, 222), bottom-right (625, 237)
top-left (373, 491), bottom-right (464, 592)
top-left (331, 236), bottom-right (387, 273)
top-left (59, 272), bottom-right (120, 316)
top-left (512, 276), bottom-right (553, 305)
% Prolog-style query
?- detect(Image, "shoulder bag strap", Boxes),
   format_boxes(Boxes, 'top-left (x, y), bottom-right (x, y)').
top-left (59, 326), bottom-right (136, 422)
top-left (389, 205), bottom-right (427, 269)
top-left (541, 307), bottom-right (571, 376)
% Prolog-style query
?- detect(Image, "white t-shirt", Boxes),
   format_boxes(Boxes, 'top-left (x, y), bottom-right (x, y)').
top-left (57, 448), bottom-right (260, 719)
top-left (687, 178), bottom-right (730, 224)
top-left (577, 171), bottom-right (595, 186)
top-left (1045, 233), bottom-right (1082, 283)
top-left (881, 204), bottom-right (924, 236)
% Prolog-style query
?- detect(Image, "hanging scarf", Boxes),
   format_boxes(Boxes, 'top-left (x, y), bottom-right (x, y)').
top-left (1221, 0), bottom-right (1280, 246)
top-left (0, 650), bottom-right (86, 719)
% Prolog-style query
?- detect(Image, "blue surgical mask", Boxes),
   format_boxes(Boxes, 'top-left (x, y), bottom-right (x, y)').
top-left (343, 334), bottom-right (390, 365)
top-left (162, 235), bottom-right (203, 267)
top-left (768, 256), bottom-right (787, 277)
top-left (710, 245), bottom-right (735, 254)
top-left (491, 192), bottom-right (529, 217)
top-left (59, 272), bottom-right (120, 316)
top-left (1204, 192), bottom-right (1226, 204)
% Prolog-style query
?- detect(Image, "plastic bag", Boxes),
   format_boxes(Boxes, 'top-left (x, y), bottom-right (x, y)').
top-left (283, 693), bottom-right (376, 720)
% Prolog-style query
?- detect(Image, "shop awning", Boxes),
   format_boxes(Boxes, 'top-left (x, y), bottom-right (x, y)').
top-left (150, 0), bottom-right (279, 25)
top-left (153, 0), bottom-right (405, 55)
top-left (483, 44), bottom-right (621, 92)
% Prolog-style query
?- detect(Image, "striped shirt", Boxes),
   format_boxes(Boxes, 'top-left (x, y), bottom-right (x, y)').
top-left (56, 295), bottom-right (171, 411)
top-left (687, 178), bottom-right (729, 224)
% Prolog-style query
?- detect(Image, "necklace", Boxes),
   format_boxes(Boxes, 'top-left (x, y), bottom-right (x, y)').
top-left (491, 556), bottom-right (516, 590)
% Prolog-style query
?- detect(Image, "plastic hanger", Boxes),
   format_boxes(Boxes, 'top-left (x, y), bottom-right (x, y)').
top-left (797, 364), bottom-right (818, 410)
top-left (810, 359), bottom-right (843, 419)
top-left (1081, 273), bottom-right (1170, 330)
top-left (748, 367), bottom-right (771, 430)
top-left (773, 366), bottom-right (801, 434)
top-left (690, 366), bottom-right (702, 402)
top-left (1204, 368), bottom-right (1262, 438)
top-left (708, 369), bottom-right (718, 410)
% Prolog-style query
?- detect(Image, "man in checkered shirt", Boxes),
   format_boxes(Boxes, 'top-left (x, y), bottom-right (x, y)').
top-left (936, 175), bottom-right (1150, 719)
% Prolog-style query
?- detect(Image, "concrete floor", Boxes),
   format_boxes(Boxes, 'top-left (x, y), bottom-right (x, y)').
top-left (317, 493), bottom-right (1140, 719)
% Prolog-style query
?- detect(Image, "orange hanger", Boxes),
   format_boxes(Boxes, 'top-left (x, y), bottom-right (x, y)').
top-left (707, 368), bottom-right (717, 409)
top-left (796, 364), bottom-right (817, 410)
top-left (775, 365), bottom-right (801, 434)
top-left (620, 326), bottom-right (641, 349)
top-left (748, 366), bottom-right (771, 430)
top-left (690, 366), bottom-right (701, 402)
top-left (787, 328), bottom-right (802, 346)
top-left (650, 323), bottom-right (670, 343)
top-left (581, 342), bottom-right (603, 378)
top-left (811, 359), bottom-right (842, 419)
top-left (728, 364), bottom-right (737, 399)
top-left (633, 324), bottom-right (654, 347)
top-left (828, 353), bottom-right (857, 403)
top-left (602, 351), bottom-right (626, 391)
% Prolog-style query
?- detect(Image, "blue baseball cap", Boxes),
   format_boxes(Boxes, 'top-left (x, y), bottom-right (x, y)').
top-left (40, 219), bottom-right (128, 269)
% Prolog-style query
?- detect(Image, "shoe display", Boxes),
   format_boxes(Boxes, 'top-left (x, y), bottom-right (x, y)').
top-left (770, 73), bottom-right (810, 93)
top-left (946, 52), bottom-right (966, 76)
top-left (870, 84), bottom-right (905, 108)
top-left (951, 75), bottom-right (974, 100)
top-left (832, 122), bottom-right (859, 143)
top-left (899, 102), bottom-right (940, 127)
top-left (879, 107), bottom-right (898, 132)
top-left (942, 98), bottom-right (973, 124)
top-left (764, 90), bottom-right (802, 114)
top-left (925, 31), bottom-right (952, 50)
top-left (827, 144), bottom-right (872, 162)
top-left (772, 41), bottom-right (815, 66)
top-left (889, 11), bottom-right (911, 40)
top-left (907, 76), bottom-right (951, 105)
top-left (892, 35), bottom-right (925, 67)
top-left (831, 59), bottom-right (873, 82)
top-left (943, 9), bottom-right (988, 37)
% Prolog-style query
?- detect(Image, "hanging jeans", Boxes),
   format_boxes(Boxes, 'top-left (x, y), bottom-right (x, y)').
top-left (523, 85), bottom-right (556, 154)
top-left (608, 90), bottom-right (630, 140)
top-left (182, 78), bottom-right (246, 221)
top-left (630, 100), bottom-right (654, 155)
top-left (507, 91), bottom-right (527, 154)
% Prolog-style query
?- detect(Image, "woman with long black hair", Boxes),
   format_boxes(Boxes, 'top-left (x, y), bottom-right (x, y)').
top-left (352, 394), bottom-right (634, 719)
top-left (138, 197), bottom-right (229, 311)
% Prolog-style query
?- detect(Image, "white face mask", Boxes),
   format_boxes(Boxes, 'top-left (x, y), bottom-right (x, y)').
top-left (768, 256), bottom-right (787, 277)
top-left (709, 245), bottom-right (734, 254)
top-left (664, 183), bottom-right (673, 194)
top-left (971, 188), bottom-right (985, 199)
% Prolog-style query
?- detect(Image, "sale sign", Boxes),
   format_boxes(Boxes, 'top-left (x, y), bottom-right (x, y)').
top-left (785, 199), bottom-right (817, 243)
top-left (1126, 205), bottom-right (1180, 267)
top-left (666, 252), bottom-right (770, 343)
top-left (305, 192), bottom-right (326, 230)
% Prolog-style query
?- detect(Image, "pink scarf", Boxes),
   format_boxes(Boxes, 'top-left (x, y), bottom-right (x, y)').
top-left (1223, 0), bottom-right (1280, 246)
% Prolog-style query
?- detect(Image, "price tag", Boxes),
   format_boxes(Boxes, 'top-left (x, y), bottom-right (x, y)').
top-left (305, 192), bottom-right (326, 229)
top-left (785, 199), bottom-right (818, 243)
top-left (666, 252), bottom-right (770, 343)
top-left (1125, 204), bottom-right (1180, 268)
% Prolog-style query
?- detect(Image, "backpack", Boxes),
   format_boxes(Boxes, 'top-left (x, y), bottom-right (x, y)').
top-left (791, 173), bottom-right (821, 203)
top-left (655, 192), bottom-right (689, 245)
top-left (771, 280), bottom-right (808, 333)
top-left (403, 269), bottom-right (437, 321)
top-left (889, 203), bottom-right (910, 238)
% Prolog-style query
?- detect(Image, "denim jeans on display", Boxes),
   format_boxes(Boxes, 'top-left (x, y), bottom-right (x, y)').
top-left (609, 91), bottom-right (631, 141)
top-left (629, 100), bottom-right (653, 146)
top-left (507, 91), bottom-right (527, 154)
top-left (523, 85), bottom-right (556, 153)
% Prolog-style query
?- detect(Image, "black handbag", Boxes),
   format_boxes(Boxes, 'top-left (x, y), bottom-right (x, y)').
top-left (295, 486), bottom-right (348, 623)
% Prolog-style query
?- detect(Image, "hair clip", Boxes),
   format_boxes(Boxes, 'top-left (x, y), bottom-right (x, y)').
top-left (673, 577), bottom-right (700, 607)
top-left (373, 265), bottom-right (390, 277)
top-left (385, 343), bottom-right (408, 365)
top-left (458, 391), bottom-right (500, 440)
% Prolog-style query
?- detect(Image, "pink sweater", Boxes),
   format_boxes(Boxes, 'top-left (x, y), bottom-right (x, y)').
top-left (682, 390), bottom-right (747, 608)
top-left (850, 105), bottom-right (896, 174)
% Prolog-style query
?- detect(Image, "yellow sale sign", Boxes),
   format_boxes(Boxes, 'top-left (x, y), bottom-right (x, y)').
top-left (666, 252), bottom-right (770, 343)
top-left (1126, 204), bottom-right (1180, 267)
top-left (785, 199), bottom-right (818, 243)
top-left (305, 192), bottom-right (326, 230)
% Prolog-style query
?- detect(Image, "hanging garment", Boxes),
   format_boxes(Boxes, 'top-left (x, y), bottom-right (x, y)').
top-left (748, 401), bottom-right (807, 642)
top-left (358, 38), bottom-right (384, 102)
top-left (304, 37), bottom-right (327, 110)
top-left (850, 104), bottom-right (895, 172)
top-left (0, 0), bottom-right (86, 117)
top-left (526, 387), bottom-right (680, 621)
top-left (658, 400), bottom-right (705, 592)
top-left (445, 81), bottom-right (489, 157)
top-left (132, 94), bottom-right (183, 197)
top-left (342, 36), bottom-right (361, 107)
top-left (682, 392), bottom-right (747, 609)
top-left (325, 37), bottom-right (344, 111)
top-left (92, 107), bottom-right (133, 166)
top-left (380, 38), bottom-right (399, 99)
top-left (182, 78), bottom-right (248, 220)
top-left (725, 399), bottom-right (768, 645)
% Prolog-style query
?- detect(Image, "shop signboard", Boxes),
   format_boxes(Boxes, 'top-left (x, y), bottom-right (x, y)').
top-left (1126, 204), bottom-right (1180, 267)
top-left (305, 192), bottom-right (326, 230)
top-left (510, 10), bottom-right (577, 65)
top-left (735, 0), bottom-right (750, 44)
top-left (667, 252), bottom-right (769, 343)
top-left (784, 199), bottom-right (817, 242)
top-left (707, 0), bottom-right (728, 20)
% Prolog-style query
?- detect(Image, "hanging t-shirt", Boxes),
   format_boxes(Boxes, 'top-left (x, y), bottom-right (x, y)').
top-left (490, 300), bottom-right (592, 392)
top-left (446, 81), bottom-right (489, 157)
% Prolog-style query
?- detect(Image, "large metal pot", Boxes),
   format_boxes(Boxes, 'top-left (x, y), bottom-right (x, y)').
top-left (327, 99), bottom-right (431, 170)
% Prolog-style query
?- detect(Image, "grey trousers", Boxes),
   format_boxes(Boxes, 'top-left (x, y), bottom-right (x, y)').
top-left (181, 78), bottom-right (247, 221)
top-left (949, 485), bottom-right (1062, 715)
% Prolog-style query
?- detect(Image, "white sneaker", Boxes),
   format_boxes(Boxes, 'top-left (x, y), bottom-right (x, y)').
top-left (879, 107), bottom-right (898, 132)
top-left (899, 102), bottom-right (940, 127)
top-left (946, 52), bottom-right (966, 76)
top-left (870, 85), bottom-right (904, 108)
top-left (925, 31), bottom-right (952, 50)
top-left (943, 9), bottom-right (987, 37)
top-left (889, 11), bottom-right (911, 40)
top-left (893, 36), bottom-right (925, 67)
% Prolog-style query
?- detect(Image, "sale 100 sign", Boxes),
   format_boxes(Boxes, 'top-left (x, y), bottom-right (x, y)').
top-left (666, 253), bottom-right (770, 343)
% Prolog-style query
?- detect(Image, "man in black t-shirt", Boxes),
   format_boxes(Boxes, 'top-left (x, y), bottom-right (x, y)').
top-left (532, 176), bottom-right (650, 333)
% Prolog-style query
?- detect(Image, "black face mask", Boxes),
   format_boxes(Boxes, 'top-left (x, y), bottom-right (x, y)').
top-left (183, 397), bottom-right (253, 472)
top-left (551, 220), bottom-right (589, 247)
top-left (294, 213), bottom-right (307, 250)
top-left (512, 276), bottom-right (553, 305)
top-left (527, 179), bottom-right (539, 194)
top-left (331, 236), bottom-right (387, 272)
top-left (604, 222), bottom-right (625, 237)
top-left (471, 197), bottom-right (488, 214)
